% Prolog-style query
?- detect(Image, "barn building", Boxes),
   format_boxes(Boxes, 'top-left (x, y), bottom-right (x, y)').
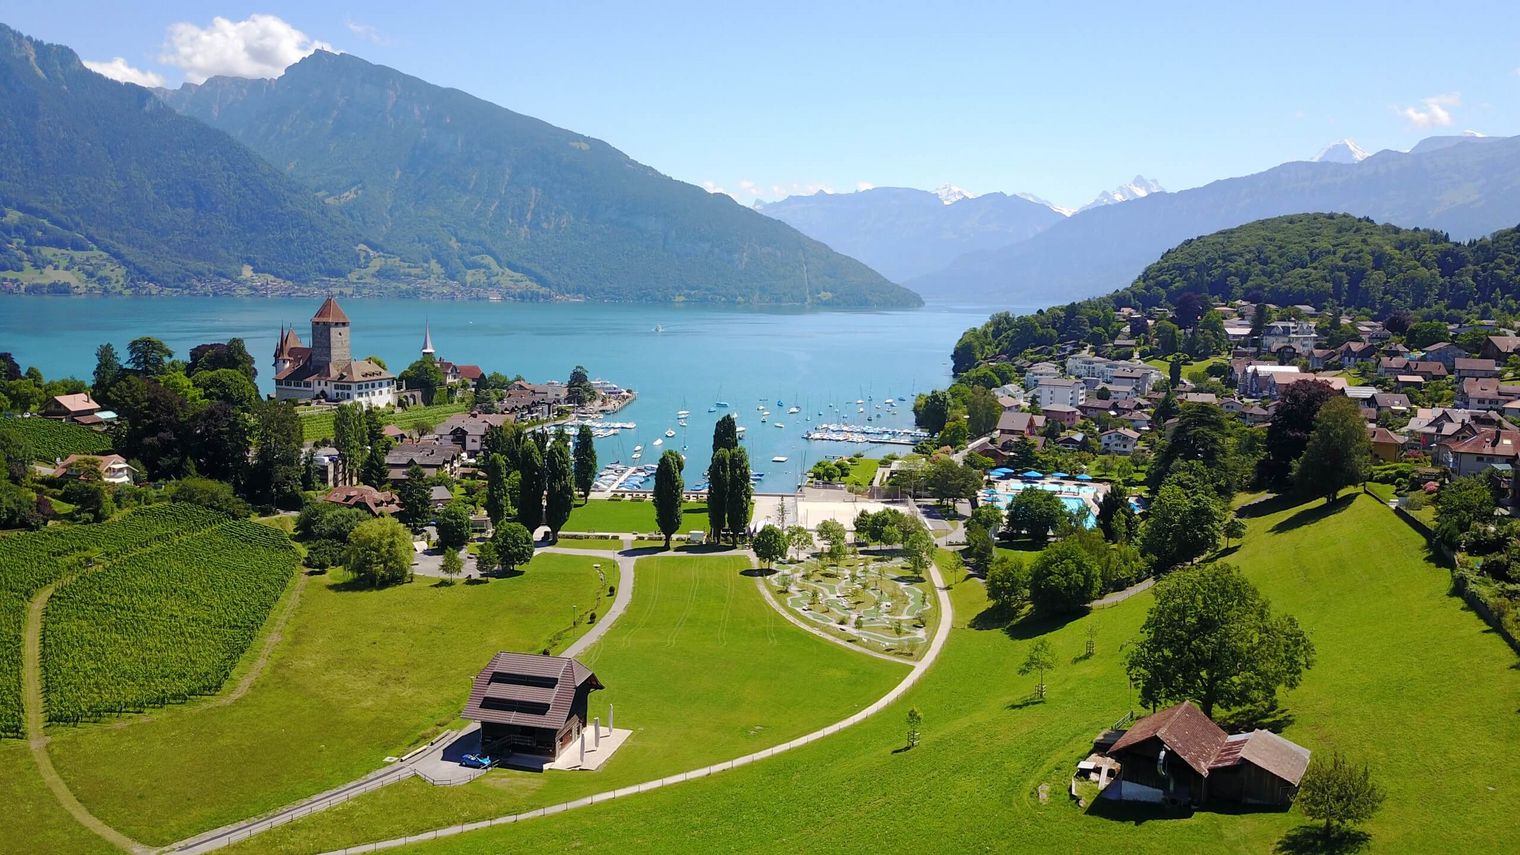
top-left (1103, 701), bottom-right (1310, 808)
top-left (461, 652), bottom-right (603, 759)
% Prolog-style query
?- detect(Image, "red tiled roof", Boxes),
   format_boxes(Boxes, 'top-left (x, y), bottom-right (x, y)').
top-left (312, 296), bottom-right (350, 324)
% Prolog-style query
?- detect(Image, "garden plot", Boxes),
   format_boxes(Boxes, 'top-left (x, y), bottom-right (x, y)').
top-left (775, 557), bottom-right (933, 656)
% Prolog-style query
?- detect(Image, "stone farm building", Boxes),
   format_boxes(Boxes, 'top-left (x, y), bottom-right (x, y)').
top-left (462, 652), bottom-right (603, 759)
top-left (1103, 701), bottom-right (1310, 808)
top-left (273, 297), bottom-right (397, 407)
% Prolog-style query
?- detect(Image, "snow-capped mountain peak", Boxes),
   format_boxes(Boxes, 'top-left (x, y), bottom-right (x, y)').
top-left (933, 184), bottom-right (977, 205)
top-left (1014, 192), bottom-right (1074, 217)
top-left (1078, 176), bottom-right (1164, 212)
top-left (1312, 138), bottom-right (1371, 164)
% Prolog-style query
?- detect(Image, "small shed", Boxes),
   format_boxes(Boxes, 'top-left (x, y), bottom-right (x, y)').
top-left (462, 653), bottom-right (604, 759)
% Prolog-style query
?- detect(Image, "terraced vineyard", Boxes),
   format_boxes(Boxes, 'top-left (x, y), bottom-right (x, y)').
top-left (41, 521), bottom-right (298, 723)
top-left (0, 417), bottom-right (112, 462)
top-left (0, 504), bottom-right (247, 737)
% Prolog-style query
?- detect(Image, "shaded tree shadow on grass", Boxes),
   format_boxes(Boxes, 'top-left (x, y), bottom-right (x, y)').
top-left (1270, 494), bottom-right (1355, 534)
top-left (967, 604), bottom-right (1085, 640)
top-left (740, 567), bottom-right (777, 578)
top-left (1006, 693), bottom-right (1046, 710)
top-left (1217, 701), bottom-right (1296, 733)
top-left (1235, 493), bottom-right (1303, 519)
top-left (1274, 825), bottom-right (1372, 855)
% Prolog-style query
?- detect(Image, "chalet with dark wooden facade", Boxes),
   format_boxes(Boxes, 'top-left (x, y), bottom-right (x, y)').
top-left (1103, 701), bottom-right (1309, 808)
top-left (462, 652), bottom-right (603, 759)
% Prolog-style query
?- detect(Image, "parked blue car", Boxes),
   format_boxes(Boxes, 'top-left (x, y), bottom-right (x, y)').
top-left (460, 753), bottom-right (495, 769)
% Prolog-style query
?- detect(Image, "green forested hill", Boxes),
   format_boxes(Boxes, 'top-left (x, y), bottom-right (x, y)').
top-left (951, 213), bottom-right (1520, 369)
top-left (157, 51), bottom-right (919, 307)
top-left (0, 24), bottom-right (362, 289)
top-left (1123, 213), bottom-right (1520, 317)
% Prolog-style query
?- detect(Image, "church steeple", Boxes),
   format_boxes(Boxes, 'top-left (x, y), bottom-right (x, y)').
top-left (421, 322), bottom-right (436, 356)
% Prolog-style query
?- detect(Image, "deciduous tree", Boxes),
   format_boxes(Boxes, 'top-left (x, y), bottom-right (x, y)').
top-left (753, 524), bottom-right (786, 568)
top-left (491, 521), bottom-right (535, 572)
top-left (1293, 397), bottom-right (1370, 503)
top-left (1125, 563), bottom-right (1314, 717)
top-left (1029, 537), bottom-right (1100, 613)
top-left (346, 516), bottom-right (414, 588)
top-left (435, 502), bottom-right (471, 551)
top-left (1019, 638), bottom-right (1055, 699)
top-left (1297, 753), bottom-right (1385, 842)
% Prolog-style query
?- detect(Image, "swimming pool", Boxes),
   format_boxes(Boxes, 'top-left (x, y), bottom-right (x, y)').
top-left (982, 479), bottom-right (1103, 526)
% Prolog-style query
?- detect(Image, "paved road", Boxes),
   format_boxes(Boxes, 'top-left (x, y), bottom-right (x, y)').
top-left (320, 551), bottom-right (956, 854)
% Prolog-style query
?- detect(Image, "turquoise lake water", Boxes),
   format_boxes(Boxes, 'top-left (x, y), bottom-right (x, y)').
top-left (0, 297), bottom-right (1006, 490)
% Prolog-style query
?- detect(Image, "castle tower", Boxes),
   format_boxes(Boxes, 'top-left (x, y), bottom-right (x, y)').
top-left (310, 296), bottom-right (352, 372)
top-left (273, 324), bottom-right (304, 374)
top-left (421, 322), bottom-right (436, 357)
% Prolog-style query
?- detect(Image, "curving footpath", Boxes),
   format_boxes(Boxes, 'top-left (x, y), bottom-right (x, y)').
top-left (23, 581), bottom-right (151, 854)
top-left (318, 556), bottom-right (955, 855)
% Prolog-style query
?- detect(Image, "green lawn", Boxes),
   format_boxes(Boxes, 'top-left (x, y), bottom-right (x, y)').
top-left (385, 494), bottom-right (1517, 854)
top-left (562, 498), bottom-right (711, 534)
top-left (41, 553), bottom-right (611, 846)
top-left (298, 402), bottom-right (469, 443)
top-left (1144, 355), bottom-right (1226, 377)
top-left (551, 537), bottom-right (627, 551)
top-left (224, 555), bottom-right (906, 854)
top-left (844, 457), bottom-right (880, 487)
top-left (0, 742), bottom-right (115, 855)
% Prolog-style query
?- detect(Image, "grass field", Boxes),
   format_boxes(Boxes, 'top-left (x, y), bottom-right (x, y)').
top-left (0, 416), bottom-right (112, 461)
top-left (562, 498), bottom-right (710, 534)
top-left (381, 493), bottom-right (1518, 854)
top-left (1144, 355), bottom-right (1226, 377)
top-left (223, 555), bottom-right (907, 854)
top-left (0, 741), bottom-right (114, 855)
top-left (43, 553), bottom-right (611, 846)
top-left (298, 402), bottom-right (469, 443)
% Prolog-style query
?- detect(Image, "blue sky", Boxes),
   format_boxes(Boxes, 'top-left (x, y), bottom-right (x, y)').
top-left (5, 2), bottom-right (1517, 209)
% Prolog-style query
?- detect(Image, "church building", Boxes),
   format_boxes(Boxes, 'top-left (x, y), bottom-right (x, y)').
top-left (273, 297), bottom-right (397, 407)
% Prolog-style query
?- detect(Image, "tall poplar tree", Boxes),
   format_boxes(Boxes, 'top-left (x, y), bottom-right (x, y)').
top-left (573, 424), bottom-right (598, 502)
top-left (544, 439), bottom-right (575, 542)
top-left (516, 438), bottom-right (545, 531)
top-left (724, 447), bottom-right (753, 544)
top-left (712, 414), bottom-right (739, 452)
top-left (707, 448), bottom-right (730, 538)
top-left (653, 449), bottom-right (685, 548)
top-left (484, 453), bottom-right (513, 525)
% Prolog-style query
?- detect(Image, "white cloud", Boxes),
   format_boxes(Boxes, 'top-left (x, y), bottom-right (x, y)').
top-left (345, 20), bottom-right (388, 45)
top-left (82, 57), bottom-right (165, 87)
top-left (1397, 93), bottom-right (1460, 129)
top-left (160, 14), bottom-right (333, 84)
top-left (701, 180), bottom-right (727, 195)
top-left (855, 181), bottom-right (875, 191)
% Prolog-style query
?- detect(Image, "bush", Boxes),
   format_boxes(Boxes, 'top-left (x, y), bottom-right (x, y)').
top-left (303, 538), bottom-right (347, 569)
top-left (165, 477), bottom-right (250, 519)
top-left (295, 501), bottom-right (369, 543)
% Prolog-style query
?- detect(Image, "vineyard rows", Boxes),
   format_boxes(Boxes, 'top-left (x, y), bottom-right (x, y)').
top-left (0, 416), bottom-right (113, 462)
top-left (41, 520), bottom-right (297, 724)
top-left (0, 504), bottom-right (247, 737)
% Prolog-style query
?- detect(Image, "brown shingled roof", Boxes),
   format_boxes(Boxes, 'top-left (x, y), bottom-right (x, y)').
top-left (1108, 701), bottom-right (1228, 777)
top-left (462, 652), bottom-right (603, 730)
top-left (312, 296), bottom-right (350, 324)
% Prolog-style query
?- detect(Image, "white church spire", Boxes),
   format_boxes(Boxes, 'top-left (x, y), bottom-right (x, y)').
top-left (421, 322), bottom-right (435, 356)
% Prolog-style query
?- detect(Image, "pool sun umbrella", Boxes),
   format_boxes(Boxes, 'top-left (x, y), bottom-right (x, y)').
top-left (1074, 474), bottom-right (1093, 481)
top-left (1050, 471), bottom-right (1070, 479)
top-left (1021, 470), bottom-right (1043, 479)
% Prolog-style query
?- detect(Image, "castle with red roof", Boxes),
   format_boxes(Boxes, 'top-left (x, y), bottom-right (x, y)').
top-left (273, 297), bottom-right (396, 408)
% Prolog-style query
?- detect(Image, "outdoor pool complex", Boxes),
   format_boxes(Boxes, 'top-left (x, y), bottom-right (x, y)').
top-left (982, 478), bottom-right (1107, 524)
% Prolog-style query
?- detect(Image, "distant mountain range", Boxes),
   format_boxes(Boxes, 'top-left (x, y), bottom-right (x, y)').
top-left (755, 187), bottom-right (1064, 283)
top-left (908, 134), bottom-right (1520, 304)
top-left (0, 23), bottom-right (917, 307)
